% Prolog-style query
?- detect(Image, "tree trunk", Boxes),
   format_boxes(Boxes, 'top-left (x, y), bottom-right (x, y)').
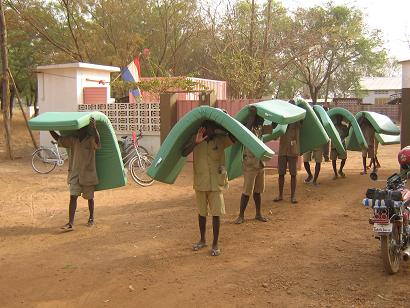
top-left (9, 85), bottom-right (14, 119)
top-left (248, 0), bottom-right (256, 57)
top-left (0, 1), bottom-right (13, 159)
top-left (324, 76), bottom-right (331, 108)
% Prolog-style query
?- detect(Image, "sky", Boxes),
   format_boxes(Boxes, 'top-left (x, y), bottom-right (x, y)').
top-left (280, 0), bottom-right (410, 60)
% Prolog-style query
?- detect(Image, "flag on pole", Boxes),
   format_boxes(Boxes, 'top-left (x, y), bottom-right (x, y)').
top-left (121, 56), bottom-right (141, 100)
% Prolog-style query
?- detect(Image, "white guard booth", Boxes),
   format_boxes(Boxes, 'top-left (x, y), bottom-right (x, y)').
top-left (36, 62), bottom-right (120, 146)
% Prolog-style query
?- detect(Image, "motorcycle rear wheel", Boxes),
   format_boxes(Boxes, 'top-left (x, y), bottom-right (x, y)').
top-left (380, 225), bottom-right (400, 274)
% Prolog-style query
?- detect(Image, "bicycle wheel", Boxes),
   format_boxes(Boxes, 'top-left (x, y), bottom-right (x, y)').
top-left (138, 145), bottom-right (149, 156)
top-left (32, 148), bottom-right (58, 174)
top-left (129, 155), bottom-right (154, 186)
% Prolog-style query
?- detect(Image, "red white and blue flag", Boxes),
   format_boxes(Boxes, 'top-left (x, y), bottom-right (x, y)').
top-left (122, 56), bottom-right (141, 98)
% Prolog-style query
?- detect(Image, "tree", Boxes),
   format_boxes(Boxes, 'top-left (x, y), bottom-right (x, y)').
top-left (206, 0), bottom-right (293, 98)
top-left (0, 0), bottom-right (13, 158)
top-left (284, 4), bottom-right (387, 104)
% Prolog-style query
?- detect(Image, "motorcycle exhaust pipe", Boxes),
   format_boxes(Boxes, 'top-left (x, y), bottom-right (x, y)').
top-left (403, 247), bottom-right (410, 261)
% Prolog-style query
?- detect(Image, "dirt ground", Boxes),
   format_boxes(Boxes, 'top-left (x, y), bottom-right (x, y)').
top-left (1, 113), bottom-right (410, 308)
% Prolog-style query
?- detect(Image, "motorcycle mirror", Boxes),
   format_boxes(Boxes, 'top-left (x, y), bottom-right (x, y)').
top-left (370, 171), bottom-right (378, 181)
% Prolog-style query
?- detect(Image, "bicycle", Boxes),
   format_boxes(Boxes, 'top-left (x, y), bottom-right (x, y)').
top-left (118, 130), bottom-right (154, 186)
top-left (31, 140), bottom-right (68, 174)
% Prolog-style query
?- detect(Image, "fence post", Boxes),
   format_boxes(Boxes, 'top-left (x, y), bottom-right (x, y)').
top-left (160, 92), bottom-right (178, 143)
top-left (401, 60), bottom-right (410, 148)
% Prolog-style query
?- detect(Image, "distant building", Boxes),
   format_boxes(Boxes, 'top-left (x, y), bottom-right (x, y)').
top-left (359, 77), bottom-right (401, 105)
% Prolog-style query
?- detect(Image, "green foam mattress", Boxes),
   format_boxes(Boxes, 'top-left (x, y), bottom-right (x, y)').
top-left (356, 111), bottom-right (400, 135)
top-left (147, 106), bottom-right (274, 184)
top-left (313, 105), bottom-right (345, 156)
top-left (328, 107), bottom-right (368, 151)
top-left (295, 98), bottom-right (329, 154)
top-left (226, 101), bottom-right (304, 180)
top-left (234, 100), bottom-right (306, 125)
top-left (28, 112), bottom-right (127, 191)
top-left (375, 133), bottom-right (401, 145)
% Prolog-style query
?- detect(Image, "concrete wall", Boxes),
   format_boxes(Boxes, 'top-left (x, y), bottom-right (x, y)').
top-left (362, 89), bottom-right (400, 105)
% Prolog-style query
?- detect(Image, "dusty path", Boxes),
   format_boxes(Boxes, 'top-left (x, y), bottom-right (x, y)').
top-left (1, 114), bottom-right (410, 307)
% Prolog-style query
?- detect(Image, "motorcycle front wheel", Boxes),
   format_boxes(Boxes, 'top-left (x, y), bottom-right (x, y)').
top-left (380, 224), bottom-right (401, 274)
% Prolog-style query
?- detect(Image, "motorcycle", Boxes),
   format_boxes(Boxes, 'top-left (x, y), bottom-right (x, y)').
top-left (362, 170), bottom-right (410, 274)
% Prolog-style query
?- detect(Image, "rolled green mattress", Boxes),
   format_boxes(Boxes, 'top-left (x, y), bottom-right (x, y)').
top-left (313, 105), bottom-right (345, 156)
top-left (147, 106), bottom-right (274, 184)
top-left (375, 133), bottom-right (401, 145)
top-left (28, 112), bottom-right (127, 191)
top-left (295, 98), bottom-right (329, 154)
top-left (234, 100), bottom-right (306, 125)
top-left (355, 111), bottom-right (400, 135)
top-left (328, 107), bottom-right (367, 151)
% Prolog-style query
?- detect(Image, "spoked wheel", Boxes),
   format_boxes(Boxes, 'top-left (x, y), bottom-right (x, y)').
top-left (137, 145), bottom-right (149, 156)
top-left (32, 148), bottom-right (58, 174)
top-left (129, 155), bottom-right (154, 186)
top-left (380, 224), bottom-right (401, 274)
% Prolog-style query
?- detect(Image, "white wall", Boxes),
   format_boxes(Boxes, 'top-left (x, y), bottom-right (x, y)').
top-left (38, 68), bottom-right (79, 146)
top-left (362, 89), bottom-right (400, 104)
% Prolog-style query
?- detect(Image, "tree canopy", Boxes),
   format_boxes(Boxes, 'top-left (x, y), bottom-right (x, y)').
top-left (3, 0), bottom-right (389, 102)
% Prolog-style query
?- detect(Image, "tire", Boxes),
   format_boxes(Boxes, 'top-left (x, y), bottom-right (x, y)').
top-left (32, 148), bottom-right (58, 174)
top-left (380, 224), bottom-right (401, 274)
top-left (129, 155), bottom-right (154, 186)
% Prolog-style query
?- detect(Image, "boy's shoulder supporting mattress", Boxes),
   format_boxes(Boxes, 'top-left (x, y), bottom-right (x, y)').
top-left (28, 112), bottom-right (127, 191)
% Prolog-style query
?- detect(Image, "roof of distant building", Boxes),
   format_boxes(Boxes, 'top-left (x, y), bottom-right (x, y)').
top-left (360, 77), bottom-right (401, 91)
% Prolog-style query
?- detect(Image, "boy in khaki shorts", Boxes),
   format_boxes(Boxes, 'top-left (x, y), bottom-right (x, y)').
top-left (331, 115), bottom-right (349, 179)
top-left (359, 117), bottom-right (375, 175)
top-left (235, 106), bottom-right (273, 224)
top-left (274, 114), bottom-right (302, 203)
top-left (302, 147), bottom-right (323, 185)
top-left (182, 121), bottom-right (234, 256)
top-left (50, 118), bottom-right (100, 232)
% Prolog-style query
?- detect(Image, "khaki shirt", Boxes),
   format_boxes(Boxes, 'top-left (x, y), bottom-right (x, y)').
top-left (243, 125), bottom-right (272, 170)
top-left (58, 135), bottom-right (100, 186)
top-left (332, 123), bottom-right (349, 149)
top-left (278, 121), bottom-right (301, 157)
top-left (193, 135), bottom-right (233, 192)
top-left (361, 121), bottom-right (375, 147)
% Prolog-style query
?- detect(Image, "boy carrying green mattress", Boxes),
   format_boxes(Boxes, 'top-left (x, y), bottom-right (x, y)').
top-left (182, 121), bottom-right (235, 257)
top-left (358, 116), bottom-right (376, 175)
top-left (235, 106), bottom-right (273, 224)
top-left (274, 100), bottom-right (302, 204)
top-left (331, 115), bottom-right (349, 180)
top-left (50, 117), bottom-right (101, 232)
